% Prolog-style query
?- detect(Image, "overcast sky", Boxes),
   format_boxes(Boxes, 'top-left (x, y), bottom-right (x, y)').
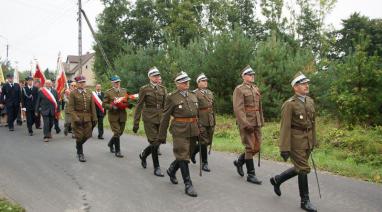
top-left (0, 0), bottom-right (381, 72)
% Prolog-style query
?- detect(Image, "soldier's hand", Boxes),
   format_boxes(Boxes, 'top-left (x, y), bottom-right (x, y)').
top-left (157, 138), bottom-right (166, 144)
top-left (0, 104), bottom-right (4, 109)
top-left (244, 126), bottom-right (254, 133)
top-left (280, 151), bottom-right (290, 162)
top-left (132, 125), bottom-right (139, 134)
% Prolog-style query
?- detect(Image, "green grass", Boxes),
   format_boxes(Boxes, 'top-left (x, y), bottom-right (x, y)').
top-left (0, 198), bottom-right (25, 212)
top-left (103, 110), bottom-right (382, 183)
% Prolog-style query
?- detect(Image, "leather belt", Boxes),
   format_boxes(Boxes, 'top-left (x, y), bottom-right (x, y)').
top-left (174, 117), bottom-right (197, 123)
top-left (199, 107), bottom-right (212, 112)
top-left (291, 125), bottom-right (311, 132)
top-left (245, 106), bottom-right (259, 112)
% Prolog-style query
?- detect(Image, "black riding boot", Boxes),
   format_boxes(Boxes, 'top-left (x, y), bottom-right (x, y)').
top-left (139, 144), bottom-right (152, 168)
top-left (114, 137), bottom-right (124, 158)
top-left (191, 145), bottom-right (199, 164)
top-left (298, 174), bottom-right (317, 212)
top-left (152, 145), bottom-right (164, 177)
top-left (108, 137), bottom-right (115, 153)
top-left (245, 159), bottom-right (262, 184)
top-left (64, 123), bottom-right (69, 136)
top-left (76, 139), bottom-right (86, 162)
top-left (270, 167), bottom-right (298, 196)
top-left (201, 144), bottom-right (210, 172)
top-left (167, 160), bottom-right (179, 184)
top-left (233, 153), bottom-right (245, 177)
top-left (179, 161), bottom-right (197, 197)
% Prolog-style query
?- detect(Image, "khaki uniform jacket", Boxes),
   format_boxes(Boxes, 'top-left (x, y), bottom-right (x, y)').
top-left (194, 88), bottom-right (215, 127)
top-left (67, 88), bottom-right (97, 123)
top-left (133, 84), bottom-right (167, 125)
top-left (158, 90), bottom-right (199, 140)
top-left (103, 88), bottom-right (128, 122)
top-left (279, 95), bottom-right (317, 152)
top-left (233, 82), bottom-right (264, 129)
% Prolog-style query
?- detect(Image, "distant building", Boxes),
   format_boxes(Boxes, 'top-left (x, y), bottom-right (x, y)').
top-left (63, 52), bottom-right (96, 86)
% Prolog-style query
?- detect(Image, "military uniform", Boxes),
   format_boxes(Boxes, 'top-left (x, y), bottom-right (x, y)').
top-left (68, 76), bottom-right (97, 162)
top-left (134, 67), bottom-right (167, 177)
top-left (232, 65), bottom-right (263, 184)
top-left (191, 73), bottom-right (215, 172)
top-left (270, 72), bottom-right (317, 212)
top-left (158, 71), bottom-right (198, 197)
top-left (103, 75), bottom-right (129, 158)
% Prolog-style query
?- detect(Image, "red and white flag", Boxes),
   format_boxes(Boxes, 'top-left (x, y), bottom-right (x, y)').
top-left (33, 64), bottom-right (46, 86)
top-left (55, 54), bottom-right (66, 98)
top-left (92, 91), bottom-right (104, 113)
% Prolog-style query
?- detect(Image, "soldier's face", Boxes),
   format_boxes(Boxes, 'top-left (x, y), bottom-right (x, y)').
top-left (198, 80), bottom-right (208, 89)
top-left (243, 74), bottom-right (255, 83)
top-left (113, 81), bottom-right (120, 88)
top-left (294, 82), bottom-right (309, 95)
top-left (150, 75), bottom-right (161, 84)
top-left (177, 81), bottom-right (189, 91)
top-left (77, 81), bottom-right (85, 89)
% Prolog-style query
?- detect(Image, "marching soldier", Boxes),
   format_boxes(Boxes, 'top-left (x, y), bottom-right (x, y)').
top-left (21, 76), bottom-right (39, 136)
top-left (63, 80), bottom-right (76, 137)
top-left (35, 80), bottom-right (60, 142)
top-left (158, 71), bottom-right (199, 197)
top-left (67, 76), bottom-right (97, 162)
top-left (270, 72), bottom-right (317, 212)
top-left (103, 75), bottom-right (129, 158)
top-left (94, 84), bottom-right (105, 139)
top-left (133, 67), bottom-right (167, 177)
top-left (0, 73), bottom-right (22, 131)
top-left (191, 73), bottom-right (215, 172)
top-left (232, 65), bottom-right (264, 185)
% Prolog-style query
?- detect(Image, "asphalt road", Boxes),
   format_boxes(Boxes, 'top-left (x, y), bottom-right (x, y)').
top-left (0, 124), bottom-right (381, 212)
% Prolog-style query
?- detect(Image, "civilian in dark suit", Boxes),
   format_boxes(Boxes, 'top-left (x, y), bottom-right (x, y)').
top-left (35, 80), bottom-right (60, 142)
top-left (0, 74), bottom-right (22, 131)
top-left (22, 76), bottom-right (39, 136)
top-left (33, 80), bottom-right (42, 129)
top-left (95, 84), bottom-right (105, 139)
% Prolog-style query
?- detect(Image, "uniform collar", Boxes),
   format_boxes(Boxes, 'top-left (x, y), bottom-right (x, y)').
top-left (78, 88), bottom-right (86, 93)
top-left (150, 82), bottom-right (158, 89)
top-left (295, 94), bottom-right (306, 103)
top-left (179, 90), bottom-right (188, 97)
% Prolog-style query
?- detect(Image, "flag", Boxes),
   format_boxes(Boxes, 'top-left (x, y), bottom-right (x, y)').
top-left (33, 64), bottom-right (46, 86)
top-left (55, 55), bottom-right (66, 98)
top-left (0, 65), bottom-right (4, 84)
top-left (13, 68), bottom-right (20, 84)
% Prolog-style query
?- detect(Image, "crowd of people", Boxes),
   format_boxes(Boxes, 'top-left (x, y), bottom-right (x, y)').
top-left (0, 65), bottom-right (318, 212)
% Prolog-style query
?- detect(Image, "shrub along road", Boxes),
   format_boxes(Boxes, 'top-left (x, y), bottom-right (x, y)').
top-left (0, 125), bottom-right (381, 212)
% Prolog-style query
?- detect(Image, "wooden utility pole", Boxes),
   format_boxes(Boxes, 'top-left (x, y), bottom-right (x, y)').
top-left (78, 0), bottom-right (82, 75)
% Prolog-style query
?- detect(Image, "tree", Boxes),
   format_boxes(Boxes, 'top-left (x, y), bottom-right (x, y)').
top-left (93, 0), bottom-right (131, 79)
top-left (255, 33), bottom-right (316, 119)
top-left (334, 13), bottom-right (382, 58)
top-left (330, 38), bottom-right (382, 126)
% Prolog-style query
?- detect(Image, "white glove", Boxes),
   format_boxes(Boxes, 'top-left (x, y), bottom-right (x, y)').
top-left (22, 108), bottom-right (27, 112)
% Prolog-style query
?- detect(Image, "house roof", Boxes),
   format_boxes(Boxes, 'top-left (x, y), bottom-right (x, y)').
top-left (64, 52), bottom-right (95, 74)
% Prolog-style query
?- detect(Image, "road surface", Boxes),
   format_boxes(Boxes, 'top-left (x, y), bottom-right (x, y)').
top-left (0, 125), bottom-right (381, 212)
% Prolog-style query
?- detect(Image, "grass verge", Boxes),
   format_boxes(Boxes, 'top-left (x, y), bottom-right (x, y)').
top-left (0, 198), bottom-right (25, 212)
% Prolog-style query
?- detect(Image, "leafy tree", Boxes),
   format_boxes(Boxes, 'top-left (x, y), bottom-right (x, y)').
top-left (255, 33), bottom-right (316, 119)
top-left (330, 38), bottom-right (382, 126)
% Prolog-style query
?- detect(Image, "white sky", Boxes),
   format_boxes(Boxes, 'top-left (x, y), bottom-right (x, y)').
top-left (0, 0), bottom-right (381, 71)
